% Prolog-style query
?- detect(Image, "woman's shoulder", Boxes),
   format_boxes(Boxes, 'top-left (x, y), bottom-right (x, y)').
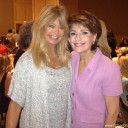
top-left (100, 55), bottom-right (121, 79)
top-left (19, 50), bottom-right (32, 60)
top-left (14, 50), bottom-right (34, 72)
top-left (16, 51), bottom-right (32, 65)
top-left (102, 54), bottom-right (119, 68)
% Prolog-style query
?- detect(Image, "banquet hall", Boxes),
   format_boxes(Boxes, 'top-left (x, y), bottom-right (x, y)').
top-left (0, 0), bottom-right (128, 128)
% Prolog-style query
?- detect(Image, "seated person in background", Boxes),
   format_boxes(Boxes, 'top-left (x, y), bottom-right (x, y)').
top-left (0, 36), bottom-right (10, 46)
top-left (6, 29), bottom-right (13, 43)
top-left (116, 47), bottom-right (128, 57)
top-left (119, 38), bottom-right (128, 47)
top-left (6, 29), bottom-right (18, 54)
top-left (0, 36), bottom-right (6, 44)
top-left (0, 54), bottom-right (12, 119)
top-left (118, 54), bottom-right (128, 123)
top-left (107, 30), bottom-right (117, 58)
top-left (0, 36), bottom-right (8, 54)
top-left (13, 21), bottom-right (34, 68)
top-left (12, 29), bottom-right (20, 47)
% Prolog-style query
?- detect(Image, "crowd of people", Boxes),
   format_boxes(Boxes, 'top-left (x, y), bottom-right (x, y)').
top-left (0, 28), bottom-right (19, 55)
top-left (0, 4), bottom-right (128, 128)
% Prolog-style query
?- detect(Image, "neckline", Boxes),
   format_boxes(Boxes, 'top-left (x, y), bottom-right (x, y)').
top-left (45, 65), bottom-right (65, 70)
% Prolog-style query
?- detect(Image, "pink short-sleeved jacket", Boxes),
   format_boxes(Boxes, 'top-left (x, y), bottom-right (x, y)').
top-left (71, 48), bottom-right (123, 128)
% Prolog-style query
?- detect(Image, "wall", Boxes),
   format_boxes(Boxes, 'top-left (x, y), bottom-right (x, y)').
top-left (0, 0), bottom-right (14, 36)
top-left (78, 0), bottom-right (128, 43)
top-left (14, 0), bottom-right (32, 32)
top-left (0, 0), bottom-right (128, 43)
top-left (60, 0), bottom-right (78, 16)
top-left (32, 0), bottom-right (59, 20)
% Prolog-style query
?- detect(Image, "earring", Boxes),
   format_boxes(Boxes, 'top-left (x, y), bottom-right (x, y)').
top-left (93, 38), bottom-right (97, 44)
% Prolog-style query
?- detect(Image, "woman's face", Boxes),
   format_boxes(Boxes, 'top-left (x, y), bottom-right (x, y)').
top-left (44, 18), bottom-right (64, 46)
top-left (68, 24), bottom-right (96, 55)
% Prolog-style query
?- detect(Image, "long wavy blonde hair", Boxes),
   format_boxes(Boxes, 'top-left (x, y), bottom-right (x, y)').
top-left (31, 5), bottom-right (69, 68)
top-left (97, 20), bottom-right (111, 54)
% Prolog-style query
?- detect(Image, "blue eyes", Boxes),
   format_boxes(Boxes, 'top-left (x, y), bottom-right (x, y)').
top-left (69, 31), bottom-right (88, 36)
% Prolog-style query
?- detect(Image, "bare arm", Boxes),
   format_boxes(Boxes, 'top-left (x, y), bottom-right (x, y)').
top-left (6, 100), bottom-right (22, 128)
top-left (104, 96), bottom-right (120, 128)
top-left (4, 72), bottom-right (12, 96)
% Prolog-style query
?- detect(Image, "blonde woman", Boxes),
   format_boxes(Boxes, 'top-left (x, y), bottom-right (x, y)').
top-left (6, 5), bottom-right (71, 128)
top-left (97, 20), bottom-right (112, 59)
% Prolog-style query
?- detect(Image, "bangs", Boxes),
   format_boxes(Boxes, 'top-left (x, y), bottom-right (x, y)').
top-left (44, 17), bottom-right (67, 33)
top-left (58, 17), bottom-right (66, 29)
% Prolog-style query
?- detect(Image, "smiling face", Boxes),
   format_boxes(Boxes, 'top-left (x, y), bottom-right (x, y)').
top-left (68, 23), bottom-right (97, 56)
top-left (44, 18), bottom-right (65, 46)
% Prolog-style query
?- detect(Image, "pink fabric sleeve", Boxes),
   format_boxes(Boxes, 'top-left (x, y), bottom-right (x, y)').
top-left (102, 63), bottom-right (123, 96)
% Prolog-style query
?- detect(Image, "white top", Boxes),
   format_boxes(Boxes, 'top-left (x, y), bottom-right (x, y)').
top-left (8, 51), bottom-right (72, 128)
